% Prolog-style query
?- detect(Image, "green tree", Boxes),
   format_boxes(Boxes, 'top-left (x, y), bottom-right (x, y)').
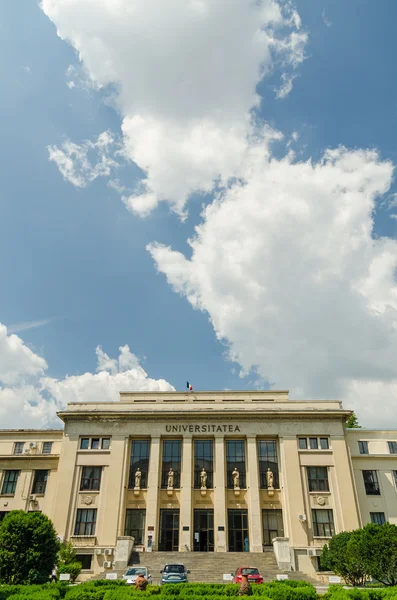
top-left (57, 541), bottom-right (82, 582)
top-left (346, 412), bottom-right (361, 429)
top-left (0, 510), bottom-right (60, 584)
top-left (321, 530), bottom-right (368, 586)
top-left (359, 522), bottom-right (397, 586)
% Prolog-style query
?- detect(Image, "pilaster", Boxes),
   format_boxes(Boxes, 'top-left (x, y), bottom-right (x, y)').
top-left (246, 436), bottom-right (262, 552)
top-left (214, 436), bottom-right (227, 551)
top-left (146, 436), bottom-right (161, 550)
top-left (179, 436), bottom-right (193, 551)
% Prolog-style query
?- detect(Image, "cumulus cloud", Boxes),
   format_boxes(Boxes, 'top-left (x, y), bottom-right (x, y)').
top-left (0, 324), bottom-right (174, 428)
top-left (41, 0), bottom-right (307, 216)
top-left (148, 140), bottom-right (397, 428)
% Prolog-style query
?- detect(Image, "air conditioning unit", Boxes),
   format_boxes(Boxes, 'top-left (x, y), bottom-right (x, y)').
top-left (307, 548), bottom-right (317, 557)
top-left (94, 548), bottom-right (102, 555)
top-left (104, 548), bottom-right (113, 556)
top-left (29, 494), bottom-right (37, 503)
top-left (298, 514), bottom-right (307, 522)
top-left (29, 442), bottom-right (37, 449)
top-left (103, 561), bottom-right (112, 569)
top-left (24, 448), bottom-right (30, 454)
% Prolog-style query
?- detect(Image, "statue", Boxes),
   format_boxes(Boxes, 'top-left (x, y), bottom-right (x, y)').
top-left (200, 468), bottom-right (207, 489)
top-left (232, 467), bottom-right (240, 489)
top-left (266, 468), bottom-right (274, 489)
top-left (134, 467), bottom-right (142, 489)
top-left (167, 468), bottom-right (174, 489)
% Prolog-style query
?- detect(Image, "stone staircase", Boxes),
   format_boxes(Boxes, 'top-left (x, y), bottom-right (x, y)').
top-left (94, 551), bottom-right (318, 584)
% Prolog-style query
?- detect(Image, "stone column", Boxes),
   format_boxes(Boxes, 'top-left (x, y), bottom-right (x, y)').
top-left (246, 436), bottom-right (262, 552)
top-left (146, 436), bottom-right (161, 551)
top-left (214, 436), bottom-right (227, 552)
top-left (279, 436), bottom-right (307, 548)
top-left (179, 436), bottom-right (193, 551)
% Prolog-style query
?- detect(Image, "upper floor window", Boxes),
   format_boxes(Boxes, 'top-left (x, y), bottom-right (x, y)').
top-left (194, 440), bottom-right (213, 489)
top-left (370, 512), bottom-right (386, 525)
top-left (129, 440), bottom-right (150, 489)
top-left (74, 509), bottom-right (97, 536)
top-left (388, 441), bottom-right (397, 455)
top-left (226, 439), bottom-right (246, 489)
top-left (298, 437), bottom-right (329, 450)
top-left (42, 442), bottom-right (53, 455)
top-left (358, 441), bottom-right (368, 455)
top-left (1, 470), bottom-right (20, 495)
top-left (101, 438), bottom-right (110, 449)
top-left (258, 440), bottom-right (279, 489)
top-left (80, 466), bottom-right (102, 491)
top-left (13, 442), bottom-right (24, 455)
top-left (161, 440), bottom-right (181, 489)
top-left (80, 437), bottom-right (110, 450)
top-left (393, 471), bottom-right (397, 489)
top-left (299, 438), bottom-right (307, 449)
top-left (363, 470), bottom-right (380, 495)
top-left (309, 438), bottom-right (318, 450)
top-left (307, 466), bottom-right (329, 492)
top-left (312, 509), bottom-right (335, 537)
top-left (32, 470), bottom-right (49, 494)
top-left (91, 438), bottom-right (100, 450)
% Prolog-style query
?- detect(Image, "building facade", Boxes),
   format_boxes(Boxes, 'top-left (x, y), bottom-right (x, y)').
top-left (0, 390), bottom-right (397, 577)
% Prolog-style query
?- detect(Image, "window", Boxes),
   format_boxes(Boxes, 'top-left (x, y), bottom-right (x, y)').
top-left (388, 441), bottom-right (397, 455)
top-left (0, 511), bottom-right (8, 522)
top-left (363, 470), bottom-right (380, 495)
top-left (42, 442), bottom-right (53, 455)
top-left (370, 512), bottom-right (386, 525)
top-left (80, 438), bottom-right (89, 450)
top-left (309, 438), bottom-right (318, 450)
top-left (258, 440), bottom-right (279, 489)
top-left (124, 509), bottom-right (146, 544)
top-left (129, 440), bottom-right (150, 489)
top-left (13, 442), bottom-right (24, 455)
top-left (74, 509), bottom-right (97, 535)
top-left (161, 440), bottom-right (181, 488)
top-left (320, 438), bottom-right (329, 450)
top-left (194, 440), bottom-right (214, 489)
top-left (358, 441), bottom-right (368, 455)
top-left (91, 438), bottom-right (100, 450)
top-left (80, 467), bottom-right (102, 491)
top-left (101, 438), bottom-right (110, 450)
top-left (299, 438), bottom-right (307, 450)
top-left (393, 471), bottom-right (397, 489)
top-left (75, 555), bottom-right (92, 570)
top-left (226, 440), bottom-right (246, 489)
top-left (307, 467), bottom-right (329, 492)
top-left (32, 470), bottom-right (49, 494)
top-left (1, 470), bottom-right (19, 495)
top-left (312, 509), bottom-right (335, 537)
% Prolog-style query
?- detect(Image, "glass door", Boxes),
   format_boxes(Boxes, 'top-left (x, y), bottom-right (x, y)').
top-left (193, 509), bottom-right (214, 551)
top-left (159, 509), bottom-right (180, 551)
top-left (262, 509), bottom-right (284, 546)
top-left (228, 509), bottom-right (248, 552)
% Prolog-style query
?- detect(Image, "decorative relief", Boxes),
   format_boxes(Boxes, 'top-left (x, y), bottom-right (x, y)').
top-left (313, 496), bottom-right (328, 506)
top-left (83, 496), bottom-right (93, 505)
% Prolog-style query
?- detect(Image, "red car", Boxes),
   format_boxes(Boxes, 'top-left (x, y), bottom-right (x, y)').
top-left (232, 567), bottom-right (264, 584)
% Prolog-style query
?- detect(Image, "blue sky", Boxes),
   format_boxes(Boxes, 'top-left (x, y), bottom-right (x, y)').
top-left (1, 0), bottom-right (397, 428)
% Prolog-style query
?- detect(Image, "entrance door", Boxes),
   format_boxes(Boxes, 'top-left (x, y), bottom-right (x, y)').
top-left (262, 509), bottom-right (284, 546)
top-left (159, 509), bottom-right (180, 551)
top-left (193, 509), bottom-right (214, 552)
top-left (228, 509), bottom-right (248, 552)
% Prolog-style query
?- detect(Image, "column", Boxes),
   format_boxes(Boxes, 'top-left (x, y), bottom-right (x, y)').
top-left (332, 437), bottom-right (360, 531)
top-left (179, 436), bottom-right (193, 551)
top-left (146, 436), bottom-right (161, 551)
top-left (246, 436), bottom-right (262, 552)
top-left (214, 436), bottom-right (227, 552)
top-left (279, 436), bottom-right (307, 548)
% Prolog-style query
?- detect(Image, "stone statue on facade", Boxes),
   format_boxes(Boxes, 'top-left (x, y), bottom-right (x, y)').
top-left (232, 467), bottom-right (240, 489)
top-left (167, 468), bottom-right (174, 489)
top-left (134, 467), bottom-right (142, 489)
top-left (266, 468), bottom-right (274, 489)
top-left (200, 468), bottom-right (207, 489)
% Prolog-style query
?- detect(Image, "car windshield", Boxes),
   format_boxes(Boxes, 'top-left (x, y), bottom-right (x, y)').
top-left (242, 568), bottom-right (259, 575)
top-left (126, 568), bottom-right (146, 576)
top-left (164, 565), bottom-right (184, 573)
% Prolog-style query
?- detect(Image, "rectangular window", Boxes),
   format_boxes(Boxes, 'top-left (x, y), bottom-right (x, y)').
top-left (74, 509), bottom-right (97, 535)
top-left (363, 470), bottom-right (380, 495)
top-left (359, 441), bottom-right (368, 455)
top-left (388, 441), bottom-right (397, 455)
top-left (312, 509), bottom-right (335, 537)
top-left (75, 555), bottom-right (92, 570)
top-left (309, 438), bottom-right (319, 450)
top-left (370, 512), bottom-right (386, 525)
top-left (91, 438), bottom-right (100, 450)
top-left (258, 440), bottom-right (279, 489)
top-left (194, 440), bottom-right (214, 489)
top-left (42, 442), bottom-right (53, 455)
top-left (298, 438), bottom-right (307, 450)
top-left (80, 467), bottom-right (102, 491)
top-left (393, 471), bottom-right (397, 489)
top-left (124, 509), bottom-right (146, 544)
top-left (32, 470), bottom-right (49, 494)
top-left (161, 440), bottom-right (182, 488)
top-left (80, 438), bottom-right (89, 450)
top-left (307, 466), bottom-right (329, 492)
top-left (226, 440), bottom-right (246, 489)
top-left (101, 438), bottom-right (110, 450)
top-left (1, 470), bottom-right (20, 495)
top-left (129, 440), bottom-right (150, 489)
top-left (0, 511), bottom-right (8, 522)
top-left (320, 438), bottom-right (329, 450)
top-left (13, 442), bottom-right (24, 455)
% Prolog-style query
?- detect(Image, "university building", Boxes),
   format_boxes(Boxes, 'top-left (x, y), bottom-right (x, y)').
top-left (0, 390), bottom-right (397, 577)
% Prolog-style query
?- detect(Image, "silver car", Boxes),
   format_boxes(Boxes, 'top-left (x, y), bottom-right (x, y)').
top-left (122, 566), bottom-right (152, 585)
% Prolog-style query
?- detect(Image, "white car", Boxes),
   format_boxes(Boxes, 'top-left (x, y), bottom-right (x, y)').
top-left (122, 566), bottom-right (152, 585)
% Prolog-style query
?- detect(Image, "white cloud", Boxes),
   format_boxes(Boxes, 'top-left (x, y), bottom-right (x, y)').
top-left (148, 141), bottom-right (397, 428)
top-left (322, 9), bottom-right (332, 28)
top-left (41, 0), bottom-right (307, 216)
top-left (0, 323), bottom-right (174, 428)
top-left (7, 318), bottom-right (52, 334)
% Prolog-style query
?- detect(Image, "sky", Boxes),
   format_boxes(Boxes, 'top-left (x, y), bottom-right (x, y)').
top-left (1, 0), bottom-right (397, 429)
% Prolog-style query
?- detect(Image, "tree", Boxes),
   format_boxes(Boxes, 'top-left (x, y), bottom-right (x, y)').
top-left (0, 510), bottom-right (59, 584)
top-left (321, 530), bottom-right (368, 586)
top-left (359, 523), bottom-right (397, 586)
top-left (346, 412), bottom-right (361, 429)
top-left (57, 541), bottom-right (82, 582)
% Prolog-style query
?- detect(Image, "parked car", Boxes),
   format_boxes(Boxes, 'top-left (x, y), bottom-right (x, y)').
top-left (122, 566), bottom-right (152, 585)
top-left (232, 567), bottom-right (264, 584)
top-left (160, 563), bottom-right (190, 584)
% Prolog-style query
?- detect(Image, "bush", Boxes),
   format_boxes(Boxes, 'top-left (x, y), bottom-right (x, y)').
top-left (57, 543), bottom-right (82, 583)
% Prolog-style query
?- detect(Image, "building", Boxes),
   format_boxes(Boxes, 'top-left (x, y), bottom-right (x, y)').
top-left (0, 390), bottom-right (397, 577)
